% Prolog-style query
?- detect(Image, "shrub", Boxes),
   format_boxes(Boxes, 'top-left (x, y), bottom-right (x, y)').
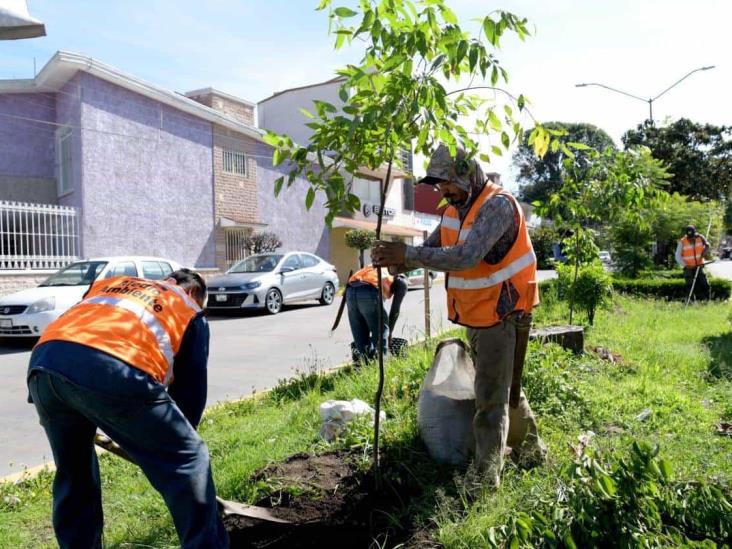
top-left (344, 229), bottom-right (376, 268)
top-left (243, 231), bottom-right (282, 254)
top-left (613, 277), bottom-right (731, 300)
top-left (556, 262), bottom-right (613, 324)
top-left (529, 226), bottom-right (561, 269)
top-left (610, 216), bottom-right (654, 278)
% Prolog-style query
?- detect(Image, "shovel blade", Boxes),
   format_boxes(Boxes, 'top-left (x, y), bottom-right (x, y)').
top-left (216, 496), bottom-right (291, 524)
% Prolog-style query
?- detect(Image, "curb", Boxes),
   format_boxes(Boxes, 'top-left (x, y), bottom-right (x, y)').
top-left (1, 333), bottom-right (441, 485)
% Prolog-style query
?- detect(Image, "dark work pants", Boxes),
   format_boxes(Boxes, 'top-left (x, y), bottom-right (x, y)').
top-left (28, 370), bottom-right (228, 549)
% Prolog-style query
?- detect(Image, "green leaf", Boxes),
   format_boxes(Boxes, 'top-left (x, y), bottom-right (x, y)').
top-left (483, 17), bottom-right (497, 45)
top-left (339, 86), bottom-right (349, 103)
top-left (567, 141), bottom-right (592, 150)
top-left (299, 107), bottom-right (315, 119)
top-left (333, 6), bottom-right (357, 18)
top-left (659, 459), bottom-right (672, 481)
top-left (488, 110), bottom-right (502, 131)
top-left (468, 46), bottom-right (478, 73)
top-left (551, 139), bottom-right (560, 153)
top-left (491, 145), bottom-right (503, 156)
top-left (263, 131), bottom-right (281, 147)
top-left (272, 148), bottom-right (283, 166)
top-left (517, 94), bottom-right (526, 110)
top-left (479, 153), bottom-right (491, 162)
top-left (439, 5), bottom-right (458, 24)
top-left (501, 132), bottom-right (510, 149)
top-left (316, 0), bottom-right (331, 10)
top-left (305, 187), bottom-right (316, 210)
top-left (274, 176), bottom-right (284, 197)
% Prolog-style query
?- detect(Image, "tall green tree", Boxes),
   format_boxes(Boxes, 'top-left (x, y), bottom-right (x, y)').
top-left (622, 118), bottom-right (732, 202)
top-left (514, 121), bottom-right (616, 204)
top-left (264, 0), bottom-right (563, 473)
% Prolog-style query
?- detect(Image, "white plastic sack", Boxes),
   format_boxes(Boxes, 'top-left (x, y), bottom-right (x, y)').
top-left (319, 399), bottom-right (386, 442)
top-left (417, 339), bottom-right (476, 464)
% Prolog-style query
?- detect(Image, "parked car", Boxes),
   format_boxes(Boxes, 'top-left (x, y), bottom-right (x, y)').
top-left (599, 250), bottom-right (613, 264)
top-left (0, 256), bottom-right (182, 338)
top-left (206, 252), bottom-right (339, 315)
top-left (404, 268), bottom-right (436, 290)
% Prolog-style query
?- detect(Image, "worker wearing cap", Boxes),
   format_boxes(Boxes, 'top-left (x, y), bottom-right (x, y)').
top-left (372, 144), bottom-right (545, 487)
top-left (676, 224), bottom-right (710, 301)
top-left (27, 269), bottom-right (228, 548)
top-left (346, 265), bottom-right (407, 363)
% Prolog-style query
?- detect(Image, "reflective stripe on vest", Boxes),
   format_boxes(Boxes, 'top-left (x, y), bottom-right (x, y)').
top-left (36, 276), bottom-right (199, 385)
top-left (448, 249), bottom-right (536, 290)
top-left (440, 182), bottom-right (539, 328)
top-left (83, 295), bottom-right (177, 384)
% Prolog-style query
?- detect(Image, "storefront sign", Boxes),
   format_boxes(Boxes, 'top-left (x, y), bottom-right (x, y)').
top-left (362, 203), bottom-right (396, 218)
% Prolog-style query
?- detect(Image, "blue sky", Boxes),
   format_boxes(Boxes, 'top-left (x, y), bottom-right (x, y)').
top-left (2, 0), bottom-right (731, 180)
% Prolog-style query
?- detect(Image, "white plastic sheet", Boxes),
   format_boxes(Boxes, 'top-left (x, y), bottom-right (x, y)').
top-left (0, 0), bottom-right (46, 40)
top-left (319, 399), bottom-right (386, 442)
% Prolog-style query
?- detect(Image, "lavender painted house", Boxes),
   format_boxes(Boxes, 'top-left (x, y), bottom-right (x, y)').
top-left (0, 51), bottom-right (328, 282)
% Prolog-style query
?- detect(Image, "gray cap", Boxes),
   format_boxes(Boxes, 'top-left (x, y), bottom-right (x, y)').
top-left (417, 144), bottom-right (473, 191)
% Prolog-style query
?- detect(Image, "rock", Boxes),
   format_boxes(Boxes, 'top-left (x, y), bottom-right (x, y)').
top-left (635, 408), bottom-right (653, 422)
top-left (530, 325), bottom-right (584, 354)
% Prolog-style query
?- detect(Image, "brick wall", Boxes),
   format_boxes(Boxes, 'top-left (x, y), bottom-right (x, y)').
top-left (212, 126), bottom-right (262, 269)
top-left (189, 92), bottom-right (254, 126)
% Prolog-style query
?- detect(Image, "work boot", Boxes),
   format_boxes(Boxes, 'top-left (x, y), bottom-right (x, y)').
top-left (510, 434), bottom-right (548, 469)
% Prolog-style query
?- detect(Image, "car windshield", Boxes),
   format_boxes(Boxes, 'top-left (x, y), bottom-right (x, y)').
top-left (228, 255), bottom-right (283, 273)
top-left (40, 261), bottom-right (108, 287)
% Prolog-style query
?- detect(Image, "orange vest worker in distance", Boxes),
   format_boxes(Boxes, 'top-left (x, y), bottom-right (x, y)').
top-left (348, 265), bottom-right (394, 299)
top-left (679, 235), bottom-right (706, 268)
top-left (440, 181), bottom-right (539, 328)
top-left (37, 275), bottom-right (200, 386)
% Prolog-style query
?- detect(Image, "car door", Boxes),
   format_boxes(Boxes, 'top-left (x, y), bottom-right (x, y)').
top-left (279, 254), bottom-right (305, 300)
top-left (298, 254), bottom-right (323, 298)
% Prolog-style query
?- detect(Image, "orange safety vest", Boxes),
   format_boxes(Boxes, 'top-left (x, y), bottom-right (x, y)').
top-left (36, 276), bottom-right (201, 385)
top-left (680, 236), bottom-right (705, 267)
top-left (440, 182), bottom-right (539, 328)
top-left (349, 266), bottom-right (394, 299)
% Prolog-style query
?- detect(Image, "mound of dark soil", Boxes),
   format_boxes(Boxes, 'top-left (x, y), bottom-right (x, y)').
top-left (224, 451), bottom-right (403, 548)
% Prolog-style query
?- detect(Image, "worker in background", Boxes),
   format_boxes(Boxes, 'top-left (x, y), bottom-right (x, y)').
top-left (676, 224), bottom-right (710, 301)
top-left (372, 143), bottom-right (546, 487)
top-left (27, 270), bottom-right (228, 549)
top-left (346, 265), bottom-right (407, 364)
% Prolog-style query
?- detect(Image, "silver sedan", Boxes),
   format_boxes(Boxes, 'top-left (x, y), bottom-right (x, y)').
top-left (206, 252), bottom-right (339, 314)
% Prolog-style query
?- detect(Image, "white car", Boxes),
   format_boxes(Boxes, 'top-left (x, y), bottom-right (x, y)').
top-left (0, 256), bottom-right (182, 338)
top-left (599, 251), bottom-right (613, 264)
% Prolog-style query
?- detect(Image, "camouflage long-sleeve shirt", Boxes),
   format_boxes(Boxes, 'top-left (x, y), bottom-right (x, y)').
top-left (404, 192), bottom-right (518, 271)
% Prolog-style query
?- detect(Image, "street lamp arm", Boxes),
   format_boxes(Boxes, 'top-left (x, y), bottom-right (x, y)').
top-left (652, 65), bottom-right (715, 101)
top-left (575, 82), bottom-right (648, 103)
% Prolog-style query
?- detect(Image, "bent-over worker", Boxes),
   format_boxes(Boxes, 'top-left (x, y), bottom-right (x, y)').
top-left (372, 144), bottom-right (546, 487)
top-left (27, 270), bottom-right (228, 548)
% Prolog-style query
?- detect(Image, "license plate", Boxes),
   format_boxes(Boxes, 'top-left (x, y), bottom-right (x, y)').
top-left (0, 319), bottom-right (11, 328)
top-left (215, 294), bottom-right (227, 302)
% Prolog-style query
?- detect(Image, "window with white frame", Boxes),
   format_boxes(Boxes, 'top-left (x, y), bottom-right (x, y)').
top-left (222, 148), bottom-right (247, 176)
top-left (56, 126), bottom-right (73, 195)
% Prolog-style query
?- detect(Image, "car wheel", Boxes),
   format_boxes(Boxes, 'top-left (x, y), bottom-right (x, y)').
top-left (319, 282), bottom-right (336, 305)
top-left (265, 288), bottom-right (283, 315)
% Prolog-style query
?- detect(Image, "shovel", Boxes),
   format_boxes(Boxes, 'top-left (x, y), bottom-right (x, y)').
top-left (93, 433), bottom-right (290, 524)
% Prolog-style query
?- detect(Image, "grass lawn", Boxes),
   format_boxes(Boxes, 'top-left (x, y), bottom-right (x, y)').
top-left (1, 296), bottom-right (730, 547)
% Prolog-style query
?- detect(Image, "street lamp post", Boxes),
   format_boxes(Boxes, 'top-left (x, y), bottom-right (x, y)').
top-left (575, 66), bottom-right (715, 123)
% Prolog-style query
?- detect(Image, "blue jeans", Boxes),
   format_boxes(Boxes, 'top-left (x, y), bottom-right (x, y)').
top-left (28, 370), bottom-right (228, 549)
top-left (346, 283), bottom-right (389, 361)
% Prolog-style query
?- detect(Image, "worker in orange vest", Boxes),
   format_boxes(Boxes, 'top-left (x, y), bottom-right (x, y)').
top-left (676, 225), bottom-right (710, 301)
top-left (373, 143), bottom-right (545, 487)
top-left (27, 269), bottom-right (228, 548)
top-left (346, 265), bottom-right (407, 364)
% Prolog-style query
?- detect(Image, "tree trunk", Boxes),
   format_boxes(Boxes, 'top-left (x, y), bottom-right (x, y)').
top-left (569, 232), bottom-right (579, 325)
top-left (359, 250), bottom-right (365, 268)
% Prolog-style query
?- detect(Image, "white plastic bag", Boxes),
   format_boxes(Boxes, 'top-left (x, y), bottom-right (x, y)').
top-left (319, 399), bottom-right (386, 442)
top-left (417, 338), bottom-right (476, 464)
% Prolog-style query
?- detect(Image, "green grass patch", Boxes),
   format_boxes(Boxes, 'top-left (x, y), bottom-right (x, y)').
top-left (1, 297), bottom-right (731, 547)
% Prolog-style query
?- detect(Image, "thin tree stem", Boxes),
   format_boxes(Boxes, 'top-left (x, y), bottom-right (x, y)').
top-left (373, 151), bottom-right (394, 488)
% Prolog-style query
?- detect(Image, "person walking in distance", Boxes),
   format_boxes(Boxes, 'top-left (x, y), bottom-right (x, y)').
top-left (373, 143), bottom-right (546, 487)
top-left (676, 225), bottom-right (710, 301)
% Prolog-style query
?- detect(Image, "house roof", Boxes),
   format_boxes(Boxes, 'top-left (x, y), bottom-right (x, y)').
top-left (258, 76), bottom-right (346, 105)
top-left (184, 87), bottom-right (256, 108)
top-left (0, 51), bottom-right (265, 143)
